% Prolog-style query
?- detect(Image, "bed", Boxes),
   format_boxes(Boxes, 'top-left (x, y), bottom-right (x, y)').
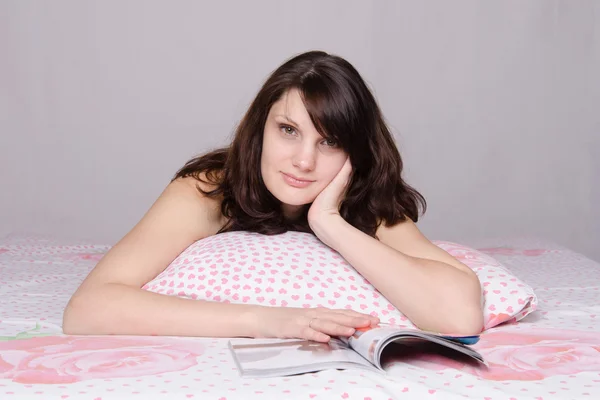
top-left (1, 232), bottom-right (599, 399)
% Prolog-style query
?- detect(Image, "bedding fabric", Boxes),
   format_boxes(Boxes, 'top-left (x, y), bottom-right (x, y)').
top-left (142, 231), bottom-right (537, 331)
top-left (0, 233), bottom-right (599, 399)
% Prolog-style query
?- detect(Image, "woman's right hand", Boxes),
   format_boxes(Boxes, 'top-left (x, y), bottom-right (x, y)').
top-left (253, 306), bottom-right (380, 343)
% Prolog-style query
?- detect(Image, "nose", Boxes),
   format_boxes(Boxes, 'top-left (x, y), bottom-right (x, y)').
top-left (292, 144), bottom-right (316, 171)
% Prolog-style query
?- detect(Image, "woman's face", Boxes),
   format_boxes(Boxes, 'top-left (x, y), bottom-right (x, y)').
top-left (260, 89), bottom-right (347, 219)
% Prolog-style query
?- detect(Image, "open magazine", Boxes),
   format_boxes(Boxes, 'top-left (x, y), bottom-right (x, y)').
top-left (229, 324), bottom-right (486, 378)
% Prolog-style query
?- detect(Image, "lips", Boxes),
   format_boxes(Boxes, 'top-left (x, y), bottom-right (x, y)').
top-left (282, 173), bottom-right (314, 182)
top-left (281, 172), bottom-right (315, 188)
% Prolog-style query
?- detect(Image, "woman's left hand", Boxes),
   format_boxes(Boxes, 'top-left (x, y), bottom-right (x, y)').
top-left (307, 157), bottom-right (352, 229)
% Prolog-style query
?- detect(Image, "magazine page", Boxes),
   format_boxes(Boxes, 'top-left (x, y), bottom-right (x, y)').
top-left (344, 325), bottom-right (405, 367)
top-left (377, 331), bottom-right (486, 366)
top-left (346, 325), bottom-right (486, 369)
top-left (229, 337), bottom-right (378, 378)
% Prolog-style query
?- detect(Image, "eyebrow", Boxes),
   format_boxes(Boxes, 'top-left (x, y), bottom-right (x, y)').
top-left (274, 114), bottom-right (300, 127)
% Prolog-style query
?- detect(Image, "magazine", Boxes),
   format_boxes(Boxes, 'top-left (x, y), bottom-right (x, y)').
top-left (229, 324), bottom-right (486, 378)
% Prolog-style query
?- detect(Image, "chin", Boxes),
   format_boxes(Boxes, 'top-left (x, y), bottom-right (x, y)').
top-left (264, 174), bottom-right (317, 205)
top-left (278, 196), bottom-right (312, 207)
top-left (273, 189), bottom-right (315, 207)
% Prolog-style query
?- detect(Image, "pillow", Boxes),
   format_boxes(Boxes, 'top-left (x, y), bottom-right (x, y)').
top-left (143, 231), bottom-right (537, 331)
top-left (432, 240), bottom-right (538, 329)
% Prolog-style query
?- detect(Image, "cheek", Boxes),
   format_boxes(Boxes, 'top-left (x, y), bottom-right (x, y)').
top-left (262, 142), bottom-right (292, 172)
top-left (261, 132), bottom-right (280, 162)
top-left (260, 134), bottom-right (274, 174)
top-left (261, 149), bottom-right (277, 176)
top-left (260, 142), bottom-right (284, 186)
top-left (260, 156), bottom-right (276, 189)
top-left (323, 159), bottom-right (346, 181)
top-left (325, 168), bottom-right (337, 184)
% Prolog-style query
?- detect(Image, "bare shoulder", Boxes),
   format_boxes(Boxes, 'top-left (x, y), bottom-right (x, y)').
top-left (71, 172), bottom-right (228, 292)
top-left (165, 174), bottom-right (228, 234)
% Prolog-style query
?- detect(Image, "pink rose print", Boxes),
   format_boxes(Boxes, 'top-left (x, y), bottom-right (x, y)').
top-left (0, 248), bottom-right (9, 255)
top-left (402, 328), bottom-right (600, 381)
top-left (0, 335), bottom-right (205, 384)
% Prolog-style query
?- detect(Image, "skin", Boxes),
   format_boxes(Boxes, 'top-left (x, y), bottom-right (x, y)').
top-left (260, 88), bottom-right (348, 220)
top-left (61, 89), bottom-right (379, 343)
top-left (63, 88), bottom-right (482, 343)
top-left (261, 89), bottom-right (483, 338)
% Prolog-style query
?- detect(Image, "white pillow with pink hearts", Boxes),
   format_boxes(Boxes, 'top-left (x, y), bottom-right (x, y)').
top-left (432, 240), bottom-right (538, 329)
top-left (143, 231), bottom-right (537, 330)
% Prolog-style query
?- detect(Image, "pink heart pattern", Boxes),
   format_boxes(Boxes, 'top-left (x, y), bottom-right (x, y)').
top-left (143, 231), bottom-right (537, 331)
top-left (143, 231), bottom-right (414, 327)
top-left (433, 241), bottom-right (538, 329)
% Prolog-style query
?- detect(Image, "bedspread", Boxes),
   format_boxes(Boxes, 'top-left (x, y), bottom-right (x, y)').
top-left (1, 233), bottom-right (598, 399)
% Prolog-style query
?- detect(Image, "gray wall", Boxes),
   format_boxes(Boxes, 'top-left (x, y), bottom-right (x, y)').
top-left (1, 1), bottom-right (598, 261)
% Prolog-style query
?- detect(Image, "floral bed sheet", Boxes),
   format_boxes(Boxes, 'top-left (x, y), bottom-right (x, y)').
top-left (0, 233), bottom-right (599, 400)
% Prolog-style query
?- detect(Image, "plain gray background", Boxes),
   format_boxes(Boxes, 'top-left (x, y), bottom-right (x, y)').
top-left (1, 1), bottom-right (598, 261)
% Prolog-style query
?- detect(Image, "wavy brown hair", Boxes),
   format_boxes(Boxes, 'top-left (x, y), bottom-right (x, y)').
top-left (174, 50), bottom-right (426, 237)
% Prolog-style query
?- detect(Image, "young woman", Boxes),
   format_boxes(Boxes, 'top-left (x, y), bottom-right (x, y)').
top-left (63, 51), bottom-right (483, 343)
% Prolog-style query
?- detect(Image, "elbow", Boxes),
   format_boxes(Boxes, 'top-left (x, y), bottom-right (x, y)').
top-left (446, 307), bottom-right (484, 336)
top-left (453, 297), bottom-right (484, 335)
top-left (62, 296), bottom-right (84, 335)
top-left (62, 293), bottom-right (97, 335)
top-left (415, 308), bottom-right (483, 336)
top-left (453, 277), bottom-right (484, 335)
top-left (406, 271), bottom-right (484, 336)
top-left (442, 277), bottom-right (484, 336)
top-left (432, 304), bottom-right (483, 336)
top-left (414, 302), bottom-right (483, 336)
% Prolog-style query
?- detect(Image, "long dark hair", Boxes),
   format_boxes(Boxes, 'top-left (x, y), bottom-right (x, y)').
top-left (175, 50), bottom-right (426, 237)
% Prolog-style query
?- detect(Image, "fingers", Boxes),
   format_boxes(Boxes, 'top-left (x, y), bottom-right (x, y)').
top-left (337, 157), bottom-right (353, 186)
top-left (330, 309), bottom-right (380, 326)
top-left (302, 324), bottom-right (331, 343)
top-left (325, 313), bottom-right (370, 330)
top-left (302, 318), bottom-right (351, 343)
top-left (300, 309), bottom-right (380, 342)
top-left (326, 157), bottom-right (352, 190)
top-left (341, 156), bottom-right (352, 172)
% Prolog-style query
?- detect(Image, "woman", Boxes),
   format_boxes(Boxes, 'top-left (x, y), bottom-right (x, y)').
top-left (63, 51), bottom-right (483, 342)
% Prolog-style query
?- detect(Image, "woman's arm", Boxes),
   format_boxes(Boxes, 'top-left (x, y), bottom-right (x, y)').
top-left (307, 158), bottom-right (482, 335)
top-left (63, 177), bottom-right (377, 340)
top-left (310, 216), bottom-right (483, 335)
top-left (62, 177), bottom-right (242, 336)
top-left (64, 282), bottom-right (259, 337)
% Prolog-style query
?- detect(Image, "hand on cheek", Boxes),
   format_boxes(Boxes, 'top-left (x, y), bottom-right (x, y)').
top-left (307, 157), bottom-right (352, 227)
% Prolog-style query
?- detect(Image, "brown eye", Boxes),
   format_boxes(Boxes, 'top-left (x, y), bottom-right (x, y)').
top-left (324, 138), bottom-right (338, 147)
top-left (280, 124), bottom-right (296, 135)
